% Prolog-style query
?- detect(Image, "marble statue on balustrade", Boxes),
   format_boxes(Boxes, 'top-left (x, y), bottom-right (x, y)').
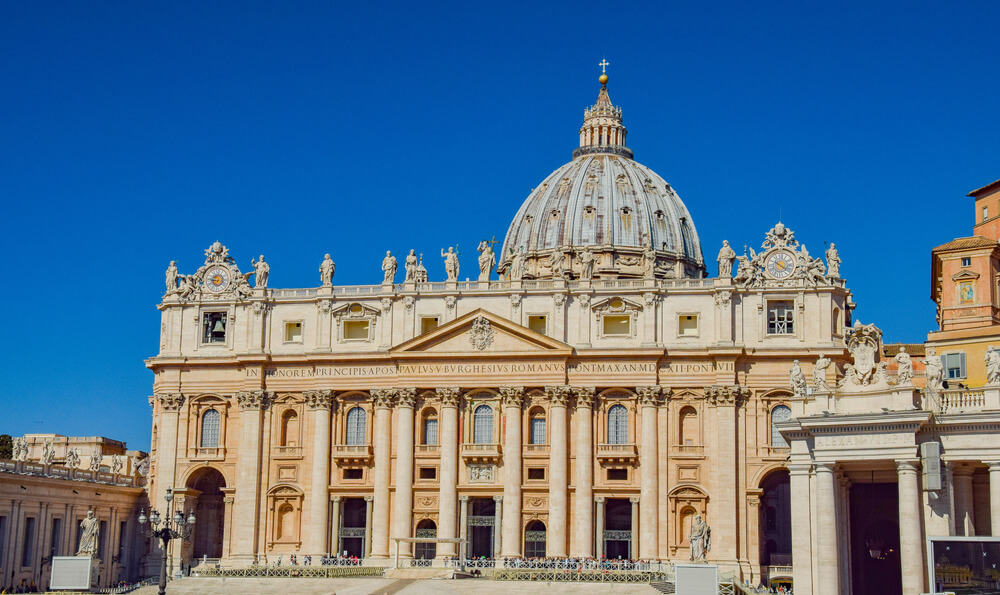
top-left (508, 245), bottom-right (526, 280)
top-left (42, 441), bottom-right (54, 466)
top-left (12, 437), bottom-right (27, 462)
top-left (380, 252), bottom-right (395, 284)
top-left (165, 261), bottom-right (178, 294)
top-left (894, 347), bottom-right (914, 386)
top-left (65, 448), bottom-right (80, 469)
top-left (441, 247), bottom-right (459, 281)
top-left (642, 245), bottom-right (656, 278)
top-left (717, 240), bottom-right (736, 277)
top-left (251, 255), bottom-right (269, 288)
top-left (111, 454), bottom-right (123, 475)
top-left (89, 447), bottom-right (103, 472)
top-left (790, 360), bottom-right (808, 397)
top-left (577, 247), bottom-right (595, 280)
top-left (796, 244), bottom-right (827, 286)
top-left (689, 515), bottom-right (711, 563)
top-left (826, 243), bottom-right (842, 278)
top-left (813, 355), bottom-right (832, 390)
top-left (135, 456), bottom-right (150, 477)
top-left (404, 249), bottom-right (418, 282)
top-left (922, 348), bottom-right (944, 392)
top-left (320, 254), bottom-right (336, 286)
top-left (547, 249), bottom-right (567, 279)
top-left (477, 241), bottom-right (495, 281)
top-left (76, 510), bottom-right (100, 557)
top-left (986, 347), bottom-right (1000, 385)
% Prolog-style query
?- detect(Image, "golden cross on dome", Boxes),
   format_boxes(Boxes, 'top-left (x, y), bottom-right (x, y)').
top-left (599, 59), bottom-right (609, 74)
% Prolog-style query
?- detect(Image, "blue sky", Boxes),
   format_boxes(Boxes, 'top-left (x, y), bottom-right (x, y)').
top-left (1, 1), bottom-right (998, 450)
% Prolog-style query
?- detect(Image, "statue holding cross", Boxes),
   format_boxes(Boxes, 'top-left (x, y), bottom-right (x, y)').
top-left (477, 237), bottom-right (497, 282)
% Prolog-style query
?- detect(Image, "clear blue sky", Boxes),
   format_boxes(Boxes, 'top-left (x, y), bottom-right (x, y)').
top-left (1, 1), bottom-right (998, 451)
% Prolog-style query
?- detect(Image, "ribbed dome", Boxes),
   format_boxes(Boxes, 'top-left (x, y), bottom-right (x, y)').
top-left (498, 73), bottom-right (705, 280)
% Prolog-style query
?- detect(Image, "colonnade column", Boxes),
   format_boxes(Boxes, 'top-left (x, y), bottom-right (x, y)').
top-left (572, 388), bottom-right (596, 557)
top-left (392, 388), bottom-right (417, 558)
top-left (233, 390), bottom-right (270, 561)
top-left (595, 497), bottom-right (605, 560)
top-left (493, 495), bottom-right (504, 557)
top-left (459, 496), bottom-right (469, 558)
top-left (629, 497), bottom-right (640, 560)
top-left (364, 495), bottom-right (373, 557)
top-left (499, 386), bottom-right (524, 557)
top-left (546, 386), bottom-right (570, 557)
top-left (814, 463), bottom-right (840, 595)
top-left (788, 463), bottom-right (813, 595)
top-left (305, 390), bottom-right (334, 557)
top-left (369, 389), bottom-right (396, 558)
top-left (897, 460), bottom-right (924, 595)
top-left (330, 496), bottom-right (341, 557)
top-left (951, 464), bottom-right (977, 536)
top-left (637, 386), bottom-right (661, 559)
top-left (437, 388), bottom-right (461, 558)
top-left (989, 461), bottom-right (1000, 536)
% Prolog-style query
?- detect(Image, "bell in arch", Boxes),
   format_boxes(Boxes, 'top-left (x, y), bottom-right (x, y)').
top-left (211, 318), bottom-right (226, 334)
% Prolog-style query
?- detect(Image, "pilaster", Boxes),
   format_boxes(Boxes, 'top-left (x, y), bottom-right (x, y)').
top-left (572, 387), bottom-right (595, 557)
top-left (545, 385), bottom-right (570, 556)
top-left (499, 386), bottom-right (524, 557)
top-left (369, 389), bottom-right (395, 558)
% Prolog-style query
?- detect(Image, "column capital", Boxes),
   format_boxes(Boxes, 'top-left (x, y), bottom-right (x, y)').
top-left (436, 387), bottom-right (461, 407)
top-left (629, 496), bottom-right (640, 504)
top-left (544, 385), bottom-right (572, 407)
top-left (636, 386), bottom-right (662, 407)
top-left (986, 461), bottom-right (1000, 471)
top-left (948, 462), bottom-right (976, 476)
top-left (499, 386), bottom-right (524, 409)
top-left (814, 461), bottom-right (837, 474)
top-left (371, 389), bottom-right (396, 409)
top-left (594, 496), bottom-right (605, 503)
top-left (705, 385), bottom-right (750, 407)
top-left (395, 388), bottom-right (417, 409)
top-left (787, 462), bottom-right (813, 476)
top-left (572, 387), bottom-right (596, 408)
top-left (332, 495), bottom-right (341, 502)
top-left (364, 495), bottom-right (374, 502)
top-left (459, 495), bottom-right (469, 502)
top-left (156, 393), bottom-right (186, 411)
top-left (236, 390), bottom-right (272, 411)
top-left (304, 389), bottom-right (336, 410)
top-left (895, 459), bottom-right (920, 474)
top-left (493, 495), bottom-right (503, 503)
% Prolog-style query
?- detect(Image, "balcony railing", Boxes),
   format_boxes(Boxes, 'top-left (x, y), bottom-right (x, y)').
top-left (938, 389), bottom-right (989, 414)
top-left (596, 443), bottom-right (637, 462)
top-left (191, 447), bottom-right (224, 459)
top-left (272, 446), bottom-right (302, 458)
top-left (332, 444), bottom-right (373, 463)
top-left (461, 443), bottom-right (502, 462)
top-left (524, 444), bottom-right (550, 454)
top-left (761, 445), bottom-right (790, 457)
top-left (671, 445), bottom-right (705, 456)
top-left (415, 444), bottom-right (439, 454)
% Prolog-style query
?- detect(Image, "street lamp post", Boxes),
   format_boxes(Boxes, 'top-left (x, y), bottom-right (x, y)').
top-left (138, 487), bottom-right (196, 595)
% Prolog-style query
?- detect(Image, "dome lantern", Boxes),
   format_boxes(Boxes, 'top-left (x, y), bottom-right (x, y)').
top-left (573, 61), bottom-right (633, 160)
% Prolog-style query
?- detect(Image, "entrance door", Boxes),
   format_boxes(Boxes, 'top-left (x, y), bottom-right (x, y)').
top-left (850, 483), bottom-right (902, 595)
top-left (468, 497), bottom-right (497, 558)
top-left (604, 498), bottom-right (632, 559)
top-left (414, 520), bottom-right (437, 560)
top-left (187, 468), bottom-right (226, 559)
top-left (339, 498), bottom-right (367, 558)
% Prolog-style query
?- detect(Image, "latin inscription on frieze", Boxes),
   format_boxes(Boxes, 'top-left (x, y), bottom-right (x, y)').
top-left (815, 433), bottom-right (913, 449)
top-left (247, 366), bottom-right (397, 378)
top-left (659, 362), bottom-right (735, 374)
top-left (568, 363), bottom-right (657, 374)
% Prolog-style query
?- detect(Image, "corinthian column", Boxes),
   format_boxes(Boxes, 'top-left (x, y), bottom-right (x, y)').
top-left (814, 462), bottom-right (840, 594)
top-left (233, 390), bottom-right (271, 561)
top-left (897, 460), bottom-right (924, 595)
top-left (637, 386), bottom-right (661, 559)
top-left (706, 386), bottom-right (745, 562)
top-left (437, 387), bottom-right (461, 558)
top-left (989, 461), bottom-right (1000, 536)
top-left (788, 463), bottom-right (813, 595)
top-left (153, 394), bottom-right (185, 511)
top-left (305, 390), bottom-right (335, 557)
top-left (369, 389), bottom-right (395, 558)
top-left (572, 388), bottom-right (596, 557)
top-left (499, 386), bottom-right (524, 557)
top-left (392, 388), bottom-right (417, 558)
top-left (546, 386), bottom-right (571, 557)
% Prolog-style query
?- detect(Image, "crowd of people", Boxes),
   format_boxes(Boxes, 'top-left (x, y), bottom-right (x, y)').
top-left (438, 556), bottom-right (666, 571)
top-left (250, 553), bottom-right (362, 567)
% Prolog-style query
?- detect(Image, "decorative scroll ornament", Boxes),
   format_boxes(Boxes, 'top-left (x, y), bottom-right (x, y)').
top-left (842, 321), bottom-right (884, 387)
top-left (469, 316), bottom-right (495, 351)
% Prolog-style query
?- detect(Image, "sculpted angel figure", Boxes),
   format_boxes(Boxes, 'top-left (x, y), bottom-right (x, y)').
top-left (689, 515), bottom-right (711, 562)
top-left (789, 360), bottom-right (808, 396)
top-left (477, 241), bottom-right (495, 281)
top-left (380, 251), bottom-right (396, 284)
top-left (250, 255), bottom-right (269, 288)
top-left (826, 243), bottom-right (842, 278)
top-left (320, 254), bottom-right (336, 286)
top-left (76, 510), bottom-right (100, 556)
top-left (578, 247), bottom-right (595, 280)
top-left (441, 247), bottom-right (459, 281)
top-left (922, 348), bottom-right (944, 391)
top-left (165, 261), bottom-right (179, 293)
top-left (986, 346), bottom-right (1000, 385)
top-left (717, 241), bottom-right (736, 277)
top-left (813, 355), bottom-right (832, 389)
top-left (404, 249), bottom-right (418, 282)
top-left (894, 347), bottom-right (914, 385)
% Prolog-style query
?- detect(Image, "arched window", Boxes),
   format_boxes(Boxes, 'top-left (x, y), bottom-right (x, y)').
top-left (529, 409), bottom-right (546, 445)
top-left (607, 404), bottom-right (628, 445)
top-left (473, 404), bottom-right (494, 444)
top-left (280, 410), bottom-right (299, 447)
top-left (423, 413), bottom-right (438, 446)
top-left (771, 405), bottom-right (792, 448)
top-left (679, 406), bottom-right (699, 446)
top-left (200, 410), bottom-right (220, 448)
top-left (346, 407), bottom-right (366, 446)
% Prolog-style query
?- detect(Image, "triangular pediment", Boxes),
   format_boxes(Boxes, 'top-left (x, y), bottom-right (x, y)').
top-left (952, 269), bottom-right (981, 281)
top-left (391, 309), bottom-right (573, 355)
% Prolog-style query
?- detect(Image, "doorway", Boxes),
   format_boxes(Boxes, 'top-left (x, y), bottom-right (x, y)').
top-left (468, 497), bottom-right (496, 558)
top-left (604, 498), bottom-right (632, 559)
top-left (850, 483), bottom-right (902, 595)
top-left (339, 498), bottom-right (367, 558)
top-left (186, 467), bottom-right (225, 559)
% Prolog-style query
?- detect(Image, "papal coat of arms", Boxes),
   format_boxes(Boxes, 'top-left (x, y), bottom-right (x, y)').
top-left (469, 316), bottom-right (495, 351)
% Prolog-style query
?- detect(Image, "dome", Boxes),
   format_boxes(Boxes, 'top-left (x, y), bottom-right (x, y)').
top-left (498, 72), bottom-right (705, 280)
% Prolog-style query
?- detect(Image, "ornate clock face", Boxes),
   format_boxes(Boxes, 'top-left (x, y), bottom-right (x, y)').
top-left (765, 251), bottom-right (796, 279)
top-left (204, 265), bottom-right (231, 293)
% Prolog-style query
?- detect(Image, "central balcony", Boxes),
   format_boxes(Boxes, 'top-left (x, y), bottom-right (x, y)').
top-left (331, 444), bottom-right (373, 464)
top-left (461, 442), bottom-right (502, 463)
top-left (596, 443), bottom-right (637, 464)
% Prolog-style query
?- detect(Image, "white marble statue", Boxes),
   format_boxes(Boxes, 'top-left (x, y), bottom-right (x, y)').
top-left (41, 441), bottom-right (54, 466)
top-left (547, 249), bottom-right (566, 278)
top-left (717, 240), bottom-right (736, 277)
top-left (404, 249), bottom-right (418, 282)
top-left (508, 246), bottom-right (526, 281)
top-left (12, 437), bottom-right (28, 462)
top-left (477, 241), bottom-right (495, 282)
top-left (789, 360), bottom-right (808, 397)
top-left (894, 347), bottom-right (913, 386)
top-left (441, 247), bottom-right (459, 281)
top-left (165, 261), bottom-right (179, 293)
top-left (689, 514), bottom-right (711, 562)
top-left (986, 346), bottom-right (1000, 385)
top-left (642, 245), bottom-right (656, 278)
top-left (380, 251), bottom-right (396, 284)
top-left (89, 447), bottom-right (103, 472)
top-left (76, 510), bottom-right (100, 557)
top-left (320, 254), bottom-right (336, 286)
top-left (923, 348), bottom-right (944, 391)
top-left (111, 454), bottom-right (123, 475)
top-left (65, 448), bottom-right (80, 469)
top-left (826, 243), bottom-right (842, 278)
top-left (578, 247), bottom-right (595, 280)
top-left (250, 256), bottom-right (269, 288)
top-left (135, 456), bottom-right (150, 478)
top-left (813, 355), bottom-right (832, 389)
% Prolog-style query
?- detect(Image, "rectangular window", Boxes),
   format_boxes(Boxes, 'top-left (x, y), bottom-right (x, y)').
top-left (603, 315), bottom-right (631, 336)
top-left (202, 312), bottom-right (227, 344)
top-left (767, 301), bottom-right (794, 335)
top-left (962, 257), bottom-right (971, 267)
top-left (527, 468), bottom-right (545, 480)
top-left (984, 206), bottom-right (989, 221)
top-left (21, 517), bottom-right (35, 567)
top-left (284, 322), bottom-right (302, 343)
top-left (528, 315), bottom-right (547, 335)
top-left (50, 518), bottom-right (62, 557)
top-left (343, 320), bottom-right (370, 340)
top-left (942, 352), bottom-right (966, 379)
top-left (607, 468), bottom-right (628, 481)
top-left (117, 521), bottom-right (127, 561)
top-left (678, 314), bottom-right (699, 337)
top-left (420, 317), bottom-right (439, 334)
top-left (530, 418), bottom-right (546, 445)
top-left (343, 468), bottom-right (363, 480)
top-left (423, 418), bottom-right (438, 446)
top-left (418, 467), bottom-right (437, 480)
